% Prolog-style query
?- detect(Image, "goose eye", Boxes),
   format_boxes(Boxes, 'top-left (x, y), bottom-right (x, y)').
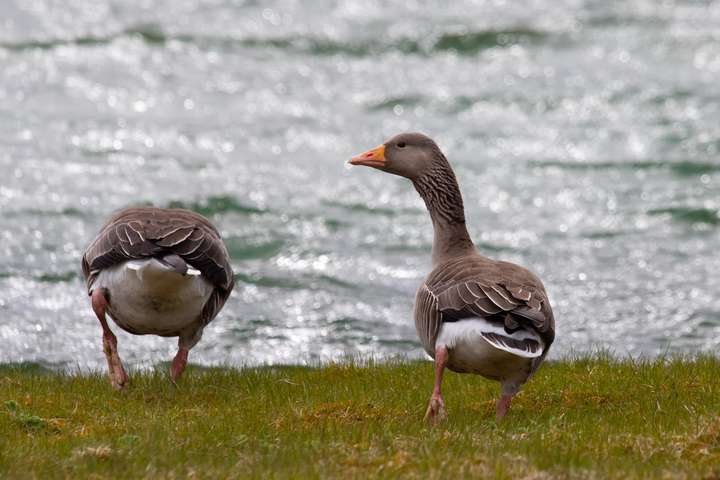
top-left (397, 142), bottom-right (406, 148)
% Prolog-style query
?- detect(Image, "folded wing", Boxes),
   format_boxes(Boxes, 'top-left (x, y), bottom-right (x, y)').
top-left (81, 207), bottom-right (234, 325)
top-left (414, 256), bottom-right (555, 357)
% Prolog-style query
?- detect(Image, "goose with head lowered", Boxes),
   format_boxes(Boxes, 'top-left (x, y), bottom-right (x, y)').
top-left (349, 133), bottom-right (555, 422)
top-left (81, 207), bottom-right (234, 389)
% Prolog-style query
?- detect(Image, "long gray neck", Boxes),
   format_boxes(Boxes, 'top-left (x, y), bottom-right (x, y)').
top-left (413, 160), bottom-right (474, 267)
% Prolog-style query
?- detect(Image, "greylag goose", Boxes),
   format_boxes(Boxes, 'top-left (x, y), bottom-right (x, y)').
top-left (81, 207), bottom-right (234, 389)
top-left (349, 133), bottom-right (555, 422)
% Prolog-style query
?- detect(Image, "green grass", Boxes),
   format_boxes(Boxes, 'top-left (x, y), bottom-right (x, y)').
top-left (2, 355), bottom-right (720, 479)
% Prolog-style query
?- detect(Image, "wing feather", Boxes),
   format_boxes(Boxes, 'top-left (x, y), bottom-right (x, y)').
top-left (490, 284), bottom-right (520, 306)
top-left (173, 229), bottom-right (205, 256)
top-left (156, 227), bottom-right (194, 247)
top-left (81, 206), bottom-right (234, 293)
top-left (474, 297), bottom-right (503, 315)
top-left (413, 284), bottom-right (442, 357)
top-left (456, 283), bottom-right (478, 305)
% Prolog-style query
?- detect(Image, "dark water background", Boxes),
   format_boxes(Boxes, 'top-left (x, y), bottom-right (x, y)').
top-left (1, 0), bottom-right (719, 370)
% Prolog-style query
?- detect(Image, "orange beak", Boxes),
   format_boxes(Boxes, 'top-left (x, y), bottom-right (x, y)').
top-left (348, 144), bottom-right (386, 168)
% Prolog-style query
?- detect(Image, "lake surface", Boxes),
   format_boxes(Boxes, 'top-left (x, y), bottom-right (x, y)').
top-left (1, 0), bottom-right (719, 370)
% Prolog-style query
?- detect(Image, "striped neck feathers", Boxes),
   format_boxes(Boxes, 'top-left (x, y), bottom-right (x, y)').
top-left (412, 153), bottom-right (474, 264)
top-left (413, 151), bottom-right (467, 225)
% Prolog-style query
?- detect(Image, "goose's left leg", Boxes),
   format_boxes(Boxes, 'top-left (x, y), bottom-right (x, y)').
top-left (170, 330), bottom-right (201, 384)
top-left (170, 347), bottom-right (189, 385)
top-left (424, 345), bottom-right (449, 425)
top-left (496, 382), bottom-right (520, 421)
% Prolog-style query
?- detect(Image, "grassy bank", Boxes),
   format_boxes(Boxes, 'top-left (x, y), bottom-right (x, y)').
top-left (2, 355), bottom-right (720, 479)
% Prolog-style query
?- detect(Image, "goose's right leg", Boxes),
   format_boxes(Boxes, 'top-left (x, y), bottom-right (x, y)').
top-left (424, 345), bottom-right (449, 425)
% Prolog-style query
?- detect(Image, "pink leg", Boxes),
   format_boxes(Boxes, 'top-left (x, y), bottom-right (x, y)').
top-left (170, 346), bottom-right (189, 385)
top-left (496, 393), bottom-right (513, 422)
top-left (424, 345), bottom-right (449, 425)
top-left (91, 289), bottom-right (128, 390)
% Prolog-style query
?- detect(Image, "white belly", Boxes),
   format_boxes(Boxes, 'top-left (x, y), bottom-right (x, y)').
top-left (436, 318), bottom-right (539, 383)
top-left (93, 259), bottom-right (214, 336)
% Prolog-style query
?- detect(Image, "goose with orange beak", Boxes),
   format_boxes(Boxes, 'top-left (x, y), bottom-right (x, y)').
top-left (349, 133), bottom-right (555, 422)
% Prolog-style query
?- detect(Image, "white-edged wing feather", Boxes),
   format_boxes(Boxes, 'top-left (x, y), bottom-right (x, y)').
top-left (437, 317), bottom-right (544, 359)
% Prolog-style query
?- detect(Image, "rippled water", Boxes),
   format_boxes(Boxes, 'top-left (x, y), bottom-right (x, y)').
top-left (1, 0), bottom-right (719, 370)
